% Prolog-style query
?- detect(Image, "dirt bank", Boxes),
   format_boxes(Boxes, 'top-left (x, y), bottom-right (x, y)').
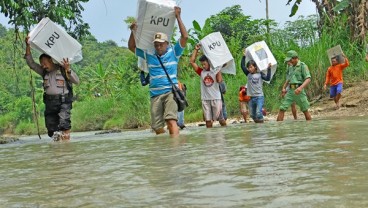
top-left (190, 81), bottom-right (368, 126)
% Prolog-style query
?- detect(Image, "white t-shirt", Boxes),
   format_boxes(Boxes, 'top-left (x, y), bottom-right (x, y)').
top-left (196, 67), bottom-right (221, 100)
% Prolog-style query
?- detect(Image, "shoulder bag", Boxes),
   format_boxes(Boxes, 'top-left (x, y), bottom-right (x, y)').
top-left (156, 55), bottom-right (188, 112)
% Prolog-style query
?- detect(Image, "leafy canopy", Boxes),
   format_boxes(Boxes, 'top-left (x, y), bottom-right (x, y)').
top-left (0, 0), bottom-right (90, 39)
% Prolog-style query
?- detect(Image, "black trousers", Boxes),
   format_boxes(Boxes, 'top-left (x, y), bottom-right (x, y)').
top-left (44, 99), bottom-right (72, 137)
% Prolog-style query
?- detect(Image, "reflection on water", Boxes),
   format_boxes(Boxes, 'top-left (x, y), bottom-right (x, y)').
top-left (1, 117), bottom-right (368, 207)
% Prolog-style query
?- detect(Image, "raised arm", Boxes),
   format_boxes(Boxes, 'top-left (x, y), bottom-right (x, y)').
top-left (190, 44), bottom-right (200, 71)
top-left (175, 6), bottom-right (188, 47)
top-left (261, 63), bottom-right (272, 81)
top-left (241, 56), bottom-right (249, 76)
top-left (340, 54), bottom-right (350, 69)
top-left (216, 71), bottom-right (223, 83)
top-left (62, 58), bottom-right (80, 85)
top-left (128, 22), bottom-right (137, 53)
top-left (24, 36), bottom-right (44, 76)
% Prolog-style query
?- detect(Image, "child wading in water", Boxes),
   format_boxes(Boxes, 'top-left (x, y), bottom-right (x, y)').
top-left (239, 85), bottom-right (251, 123)
top-left (241, 50), bottom-right (271, 123)
top-left (190, 44), bottom-right (226, 128)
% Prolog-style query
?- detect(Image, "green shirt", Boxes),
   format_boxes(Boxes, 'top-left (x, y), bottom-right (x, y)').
top-left (287, 61), bottom-right (311, 84)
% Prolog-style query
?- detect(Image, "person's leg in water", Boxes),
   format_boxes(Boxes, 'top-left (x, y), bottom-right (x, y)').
top-left (303, 111), bottom-right (312, 120)
top-left (59, 102), bottom-right (73, 140)
top-left (297, 90), bottom-right (312, 121)
top-left (202, 100), bottom-right (213, 128)
top-left (277, 110), bottom-right (286, 121)
top-left (254, 96), bottom-right (265, 123)
top-left (166, 119), bottom-right (179, 137)
top-left (249, 97), bottom-right (257, 122)
top-left (291, 102), bottom-right (297, 120)
top-left (239, 101), bottom-right (248, 123)
top-left (278, 90), bottom-right (298, 121)
top-left (217, 100), bottom-right (226, 126)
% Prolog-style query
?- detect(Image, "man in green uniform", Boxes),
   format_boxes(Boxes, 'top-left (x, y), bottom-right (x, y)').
top-left (277, 50), bottom-right (312, 121)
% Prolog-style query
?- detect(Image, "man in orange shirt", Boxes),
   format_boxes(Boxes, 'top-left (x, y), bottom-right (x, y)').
top-left (324, 54), bottom-right (349, 109)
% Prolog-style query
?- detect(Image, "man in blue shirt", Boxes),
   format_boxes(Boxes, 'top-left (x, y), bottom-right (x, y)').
top-left (128, 6), bottom-right (188, 137)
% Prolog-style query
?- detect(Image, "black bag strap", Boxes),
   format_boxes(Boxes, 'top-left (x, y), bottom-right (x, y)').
top-left (42, 65), bottom-right (73, 96)
top-left (156, 55), bottom-right (175, 86)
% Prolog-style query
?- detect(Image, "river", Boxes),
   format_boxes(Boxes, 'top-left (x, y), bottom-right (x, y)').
top-left (1, 117), bottom-right (367, 207)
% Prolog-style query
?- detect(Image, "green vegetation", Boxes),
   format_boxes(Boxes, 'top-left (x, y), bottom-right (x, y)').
top-left (0, 4), bottom-right (368, 135)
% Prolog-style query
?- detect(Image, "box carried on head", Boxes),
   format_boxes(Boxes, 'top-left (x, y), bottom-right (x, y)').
top-left (28, 17), bottom-right (83, 64)
top-left (199, 32), bottom-right (236, 75)
top-left (135, 0), bottom-right (176, 52)
top-left (327, 45), bottom-right (344, 65)
top-left (245, 41), bottom-right (277, 83)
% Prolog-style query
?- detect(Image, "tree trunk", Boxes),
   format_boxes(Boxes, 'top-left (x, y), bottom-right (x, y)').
top-left (309, 0), bottom-right (368, 44)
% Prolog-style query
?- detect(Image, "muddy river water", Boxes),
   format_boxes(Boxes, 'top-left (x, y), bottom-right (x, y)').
top-left (1, 117), bottom-right (367, 207)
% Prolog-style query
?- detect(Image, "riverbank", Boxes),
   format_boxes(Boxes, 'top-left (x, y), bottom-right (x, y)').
top-left (1, 81), bottom-right (367, 143)
top-left (186, 81), bottom-right (368, 127)
top-left (0, 136), bottom-right (19, 144)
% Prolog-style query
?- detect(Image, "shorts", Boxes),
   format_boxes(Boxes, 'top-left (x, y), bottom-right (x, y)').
top-left (249, 96), bottom-right (264, 121)
top-left (150, 92), bottom-right (178, 130)
top-left (202, 99), bottom-right (223, 121)
top-left (330, 83), bottom-right (343, 98)
top-left (239, 101), bottom-right (249, 114)
top-left (280, 89), bottom-right (310, 112)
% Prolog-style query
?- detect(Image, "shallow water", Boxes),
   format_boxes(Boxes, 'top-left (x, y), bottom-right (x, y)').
top-left (1, 117), bottom-right (368, 207)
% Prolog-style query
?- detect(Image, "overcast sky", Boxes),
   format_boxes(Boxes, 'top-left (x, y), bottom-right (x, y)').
top-left (0, 0), bottom-right (316, 46)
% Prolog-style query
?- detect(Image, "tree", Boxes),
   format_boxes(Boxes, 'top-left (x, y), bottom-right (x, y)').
top-left (0, 0), bottom-right (90, 39)
top-left (287, 0), bottom-right (368, 44)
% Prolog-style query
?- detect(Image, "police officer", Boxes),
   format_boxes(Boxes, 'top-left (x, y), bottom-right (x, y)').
top-left (24, 36), bottom-right (80, 140)
top-left (277, 50), bottom-right (312, 121)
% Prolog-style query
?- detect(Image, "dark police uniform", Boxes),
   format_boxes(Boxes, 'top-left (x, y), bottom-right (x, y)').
top-left (25, 55), bottom-right (80, 137)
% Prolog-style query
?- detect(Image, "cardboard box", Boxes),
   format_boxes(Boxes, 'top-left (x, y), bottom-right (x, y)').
top-left (327, 45), bottom-right (344, 64)
top-left (245, 41), bottom-right (277, 83)
top-left (199, 32), bottom-right (236, 75)
top-left (28, 17), bottom-right (83, 64)
top-left (135, 0), bottom-right (176, 51)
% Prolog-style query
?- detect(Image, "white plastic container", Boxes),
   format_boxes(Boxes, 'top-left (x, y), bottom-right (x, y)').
top-left (199, 32), bottom-right (236, 75)
top-left (135, 0), bottom-right (176, 51)
top-left (245, 41), bottom-right (277, 83)
top-left (28, 17), bottom-right (83, 64)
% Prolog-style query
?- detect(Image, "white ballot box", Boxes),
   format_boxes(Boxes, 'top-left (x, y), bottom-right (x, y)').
top-left (199, 32), bottom-right (236, 75)
top-left (28, 17), bottom-right (83, 64)
top-left (245, 41), bottom-right (277, 83)
top-left (135, 0), bottom-right (176, 51)
top-left (327, 45), bottom-right (344, 64)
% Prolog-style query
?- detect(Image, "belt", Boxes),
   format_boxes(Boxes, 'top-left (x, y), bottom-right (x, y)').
top-left (44, 94), bottom-right (62, 100)
top-left (43, 93), bottom-right (71, 101)
top-left (289, 84), bottom-right (301, 90)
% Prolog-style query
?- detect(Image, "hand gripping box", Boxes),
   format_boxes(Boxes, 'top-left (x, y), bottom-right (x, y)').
top-left (199, 32), bottom-right (236, 75)
top-left (245, 41), bottom-right (277, 83)
top-left (28, 17), bottom-right (83, 64)
top-left (135, 0), bottom-right (176, 51)
top-left (327, 45), bottom-right (344, 65)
